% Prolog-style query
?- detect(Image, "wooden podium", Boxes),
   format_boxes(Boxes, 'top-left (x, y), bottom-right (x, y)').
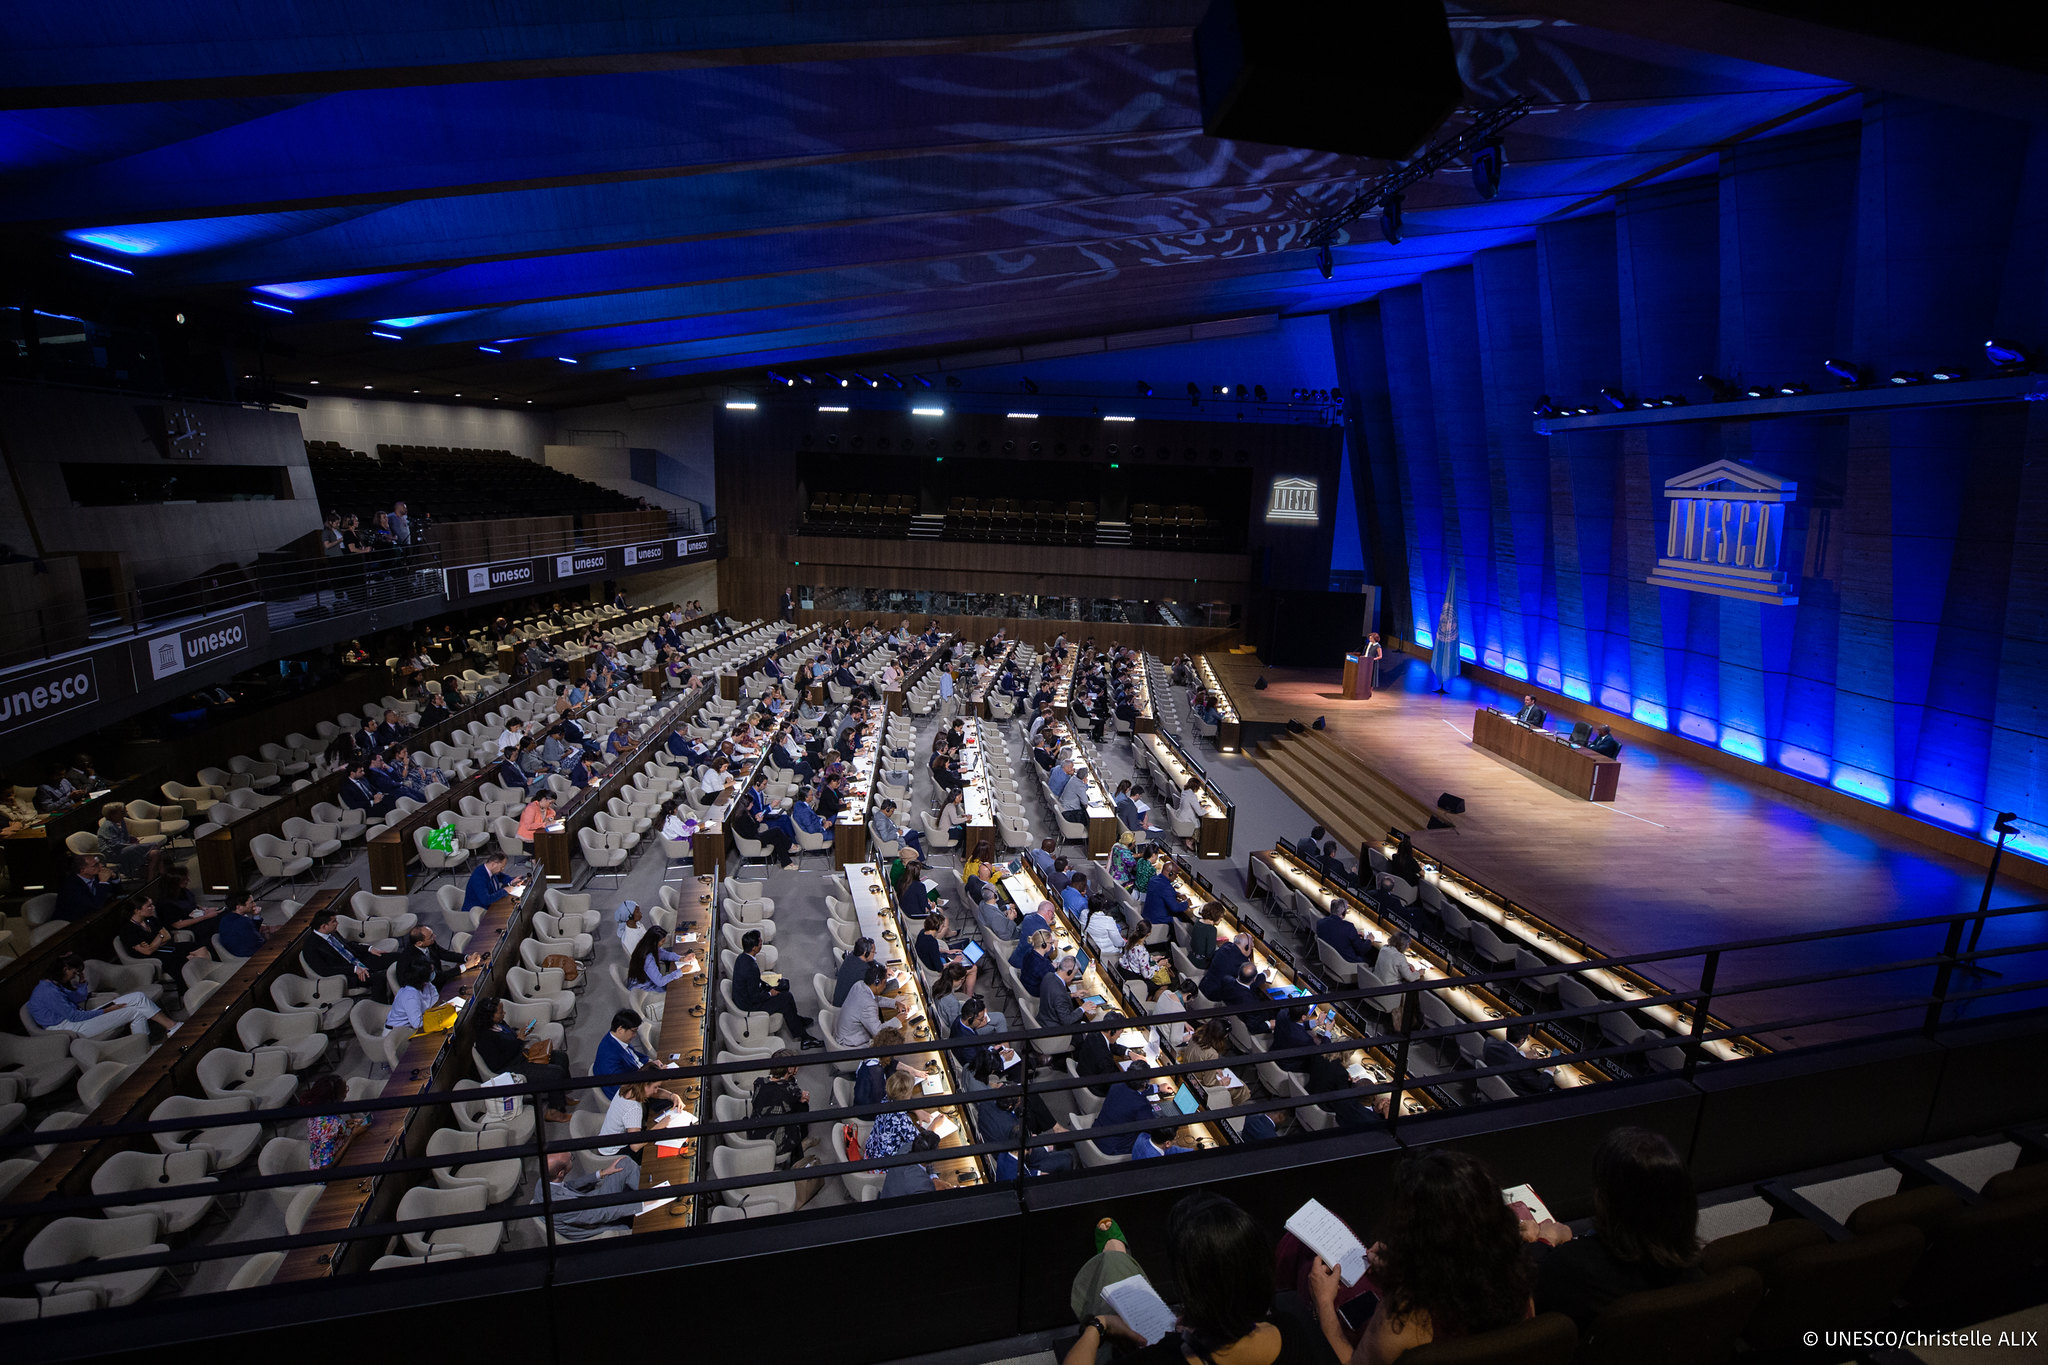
top-left (1340, 651), bottom-right (1378, 699)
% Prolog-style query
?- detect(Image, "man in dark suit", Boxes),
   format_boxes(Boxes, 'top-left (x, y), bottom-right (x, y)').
top-left (1315, 910), bottom-right (1372, 963)
top-left (731, 929), bottom-right (821, 1047)
top-left (1513, 694), bottom-right (1547, 728)
top-left (338, 764), bottom-right (392, 817)
top-left (1587, 725), bottom-right (1622, 758)
top-left (1200, 934), bottom-right (1252, 999)
top-left (402, 925), bottom-right (481, 988)
top-left (1482, 1022), bottom-right (1557, 1095)
top-left (1270, 1006), bottom-right (1317, 1074)
top-left (779, 588), bottom-right (795, 621)
top-left (54, 855), bottom-right (121, 923)
top-left (303, 909), bottom-right (397, 1002)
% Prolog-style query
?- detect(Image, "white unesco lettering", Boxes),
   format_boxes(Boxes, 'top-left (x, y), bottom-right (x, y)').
top-left (0, 663), bottom-right (97, 733)
top-left (490, 563), bottom-right (534, 587)
top-left (574, 553), bottom-right (607, 574)
top-left (184, 623), bottom-right (244, 661)
top-left (1265, 477), bottom-right (1319, 524)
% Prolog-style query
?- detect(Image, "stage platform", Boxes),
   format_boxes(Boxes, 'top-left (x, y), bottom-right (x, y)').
top-left (1205, 653), bottom-right (2048, 1045)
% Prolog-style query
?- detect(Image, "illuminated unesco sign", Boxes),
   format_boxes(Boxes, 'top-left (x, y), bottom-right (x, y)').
top-left (1265, 476), bottom-right (1320, 525)
top-left (1646, 459), bottom-right (1799, 605)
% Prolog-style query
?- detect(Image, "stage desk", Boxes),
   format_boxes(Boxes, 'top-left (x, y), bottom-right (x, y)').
top-left (1471, 709), bottom-right (1620, 802)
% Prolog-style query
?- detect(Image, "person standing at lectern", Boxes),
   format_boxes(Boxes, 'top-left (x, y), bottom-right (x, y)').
top-left (1360, 632), bottom-right (1384, 699)
top-left (1513, 694), bottom-right (1547, 728)
top-left (1587, 725), bottom-right (1622, 758)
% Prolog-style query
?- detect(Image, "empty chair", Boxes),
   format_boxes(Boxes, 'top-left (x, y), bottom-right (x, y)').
top-left (249, 833), bottom-right (314, 885)
top-left (281, 817), bottom-right (344, 862)
top-left (25, 1215), bottom-right (169, 1307)
top-left (235, 1009), bottom-right (328, 1070)
top-left (149, 1094), bottom-right (261, 1170)
top-left (91, 1149), bottom-right (217, 1235)
top-left (577, 827), bottom-right (628, 886)
top-left (0, 1033), bottom-right (80, 1098)
top-left (395, 1184), bottom-right (504, 1258)
top-left (425, 1127), bottom-right (522, 1203)
top-left (197, 1047), bottom-right (300, 1110)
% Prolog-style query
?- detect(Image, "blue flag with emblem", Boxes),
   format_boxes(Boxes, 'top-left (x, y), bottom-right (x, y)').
top-left (1430, 567), bottom-right (1460, 692)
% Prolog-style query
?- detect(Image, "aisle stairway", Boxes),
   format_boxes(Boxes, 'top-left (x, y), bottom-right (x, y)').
top-left (1252, 727), bottom-right (1450, 851)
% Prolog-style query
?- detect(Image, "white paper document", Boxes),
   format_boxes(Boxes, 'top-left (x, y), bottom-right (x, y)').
top-left (1503, 1183), bottom-right (1554, 1223)
top-left (1285, 1198), bottom-right (1368, 1286)
top-left (639, 1180), bottom-right (677, 1215)
top-left (1100, 1274), bottom-right (1177, 1346)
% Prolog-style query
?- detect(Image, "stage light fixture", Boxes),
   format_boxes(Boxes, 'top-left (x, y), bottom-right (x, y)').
top-left (1331, 386), bottom-right (1343, 403)
top-left (476, 345), bottom-right (502, 354)
top-left (370, 330), bottom-right (401, 341)
top-left (911, 373), bottom-right (934, 388)
top-left (1211, 384), bottom-right (1228, 396)
top-left (818, 404), bottom-right (848, 413)
top-left (1742, 384), bottom-right (1767, 399)
top-left (1532, 396), bottom-right (1563, 418)
top-left (1985, 338), bottom-right (2032, 373)
top-left (1661, 395), bottom-right (1686, 406)
top-left (1136, 380), bottom-right (1154, 397)
top-left (1598, 387), bottom-right (1629, 411)
top-left (1775, 382), bottom-right (1810, 396)
top-left (852, 372), bottom-right (877, 388)
top-left (1930, 369), bottom-right (1967, 382)
top-left (1234, 384), bottom-right (1248, 400)
top-left (1699, 374), bottom-right (1737, 402)
top-left (1317, 244), bottom-right (1333, 280)
top-left (1254, 385), bottom-right (1267, 402)
top-left (1470, 138), bottom-right (1505, 200)
top-left (724, 400), bottom-right (756, 410)
top-left (1186, 382), bottom-right (1201, 400)
top-left (880, 372), bottom-right (906, 389)
top-left (1889, 370), bottom-right (1926, 385)
top-left (1823, 359), bottom-right (1867, 386)
top-left (1379, 195), bottom-right (1405, 244)
top-left (1638, 400), bottom-right (1659, 410)
top-left (766, 370), bottom-right (793, 386)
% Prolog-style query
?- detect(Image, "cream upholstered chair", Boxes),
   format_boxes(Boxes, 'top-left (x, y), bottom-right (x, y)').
top-left (196, 1047), bottom-right (300, 1110)
top-left (25, 1215), bottom-right (169, 1306)
top-left (577, 826), bottom-right (628, 886)
top-left (395, 1184), bottom-right (504, 1258)
top-left (0, 1033), bottom-right (80, 1098)
top-left (711, 1142), bottom-right (797, 1217)
top-left (426, 1127), bottom-right (523, 1203)
top-left (249, 833), bottom-right (313, 885)
top-left (235, 1008), bottom-right (328, 1070)
top-left (91, 1149), bottom-right (217, 1234)
top-left (413, 821), bottom-right (471, 883)
top-left (148, 1094), bottom-right (261, 1170)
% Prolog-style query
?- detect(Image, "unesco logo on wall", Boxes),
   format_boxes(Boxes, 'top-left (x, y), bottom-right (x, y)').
top-left (555, 550), bottom-right (610, 578)
top-left (466, 561), bottom-right (536, 595)
top-left (146, 613), bottom-right (252, 681)
top-left (1265, 476), bottom-right (1320, 525)
top-left (622, 542), bottom-right (667, 568)
top-left (0, 659), bottom-right (98, 737)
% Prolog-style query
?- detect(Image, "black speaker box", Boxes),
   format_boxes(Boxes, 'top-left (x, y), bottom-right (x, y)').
top-left (1312, 715), bottom-right (1326, 730)
top-left (1254, 676), bottom-right (1269, 690)
top-left (1437, 792), bottom-right (1465, 815)
top-left (1194, 0), bottom-right (1464, 161)
top-left (1286, 718), bottom-right (1305, 734)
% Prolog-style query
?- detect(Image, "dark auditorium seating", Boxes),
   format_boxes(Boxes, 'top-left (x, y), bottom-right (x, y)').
top-left (304, 442), bottom-right (640, 523)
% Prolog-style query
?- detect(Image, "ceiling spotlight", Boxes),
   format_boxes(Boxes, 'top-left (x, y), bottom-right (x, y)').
top-left (1470, 138), bottom-right (1506, 200)
top-left (1379, 194), bottom-right (1405, 245)
top-left (1742, 384), bottom-right (1767, 399)
top-left (1211, 384), bottom-right (1228, 397)
top-left (1533, 396), bottom-right (1563, 418)
top-left (795, 372), bottom-right (815, 385)
top-left (821, 371), bottom-right (843, 386)
top-left (1022, 377), bottom-right (1039, 395)
top-left (1985, 338), bottom-right (2032, 373)
top-left (766, 370), bottom-right (793, 386)
top-left (1775, 381), bottom-right (1810, 396)
top-left (1135, 380), bottom-right (1154, 398)
top-left (851, 372), bottom-right (877, 388)
top-left (1330, 386), bottom-right (1343, 403)
top-left (1598, 387), bottom-right (1629, 411)
top-left (1638, 400), bottom-right (1660, 410)
top-left (1699, 373), bottom-right (1737, 402)
top-left (1253, 384), bottom-right (1267, 402)
top-left (1317, 244), bottom-right (1333, 281)
top-left (911, 373), bottom-right (934, 388)
top-left (1822, 358), bottom-right (1868, 386)
top-left (880, 372), bottom-right (906, 389)
top-left (1234, 384), bottom-right (1248, 400)
top-left (1929, 368), bottom-right (1967, 381)
top-left (1660, 395), bottom-right (1686, 406)
top-left (1889, 370), bottom-right (1927, 385)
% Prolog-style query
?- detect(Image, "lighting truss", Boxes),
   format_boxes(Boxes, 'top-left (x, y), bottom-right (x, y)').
top-left (1304, 97), bottom-right (1534, 253)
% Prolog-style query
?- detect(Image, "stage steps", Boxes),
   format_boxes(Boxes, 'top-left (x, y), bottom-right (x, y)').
top-left (1253, 728), bottom-right (1449, 857)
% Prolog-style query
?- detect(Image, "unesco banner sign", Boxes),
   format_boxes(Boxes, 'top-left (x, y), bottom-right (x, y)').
top-left (142, 609), bottom-right (255, 682)
top-left (553, 548), bottom-right (614, 582)
top-left (618, 540), bottom-right (669, 570)
top-left (0, 657), bottom-right (100, 739)
top-left (448, 558), bottom-right (542, 600)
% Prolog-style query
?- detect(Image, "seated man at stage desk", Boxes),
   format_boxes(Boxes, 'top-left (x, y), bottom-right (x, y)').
top-left (1513, 694), bottom-right (1548, 728)
top-left (1587, 725), bottom-right (1623, 759)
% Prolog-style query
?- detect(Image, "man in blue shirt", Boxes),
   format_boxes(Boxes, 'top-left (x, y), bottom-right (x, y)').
top-left (1048, 758), bottom-right (1078, 800)
top-left (593, 1008), bottom-right (652, 1099)
top-left (464, 852), bottom-right (514, 914)
top-left (1024, 837), bottom-right (1057, 879)
top-left (1008, 901), bottom-right (1053, 968)
top-left (788, 787), bottom-right (829, 839)
top-left (214, 891), bottom-right (269, 959)
top-left (1142, 871), bottom-right (1190, 926)
top-left (1059, 873), bottom-right (1089, 918)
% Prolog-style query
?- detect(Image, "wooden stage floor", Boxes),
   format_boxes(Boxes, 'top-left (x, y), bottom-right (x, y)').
top-left (1204, 653), bottom-right (2048, 1044)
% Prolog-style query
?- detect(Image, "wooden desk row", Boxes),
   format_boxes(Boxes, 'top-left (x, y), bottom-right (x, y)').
top-left (846, 863), bottom-right (988, 1187)
top-left (966, 639), bottom-right (1018, 718)
top-left (281, 873), bottom-right (540, 1279)
top-left (1, 886), bottom-right (345, 1267)
top-left (1137, 729), bottom-right (1234, 859)
top-left (1192, 655), bottom-right (1242, 752)
top-left (1142, 853), bottom-right (1434, 1119)
top-left (1256, 848), bottom-right (1608, 1090)
top-left (882, 632), bottom-right (956, 714)
top-left (1040, 718), bottom-right (1121, 858)
top-left (532, 684), bottom-right (708, 884)
top-left (1471, 707), bottom-right (1621, 802)
top-left (635, 871), bottom-right (715, 1232)
top-left (993, 861), bottom-right (1227, 1154)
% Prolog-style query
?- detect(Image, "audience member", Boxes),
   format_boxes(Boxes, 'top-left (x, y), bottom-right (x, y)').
top-left (471, 994), bottom-right (574, 1122)
top-left (1529, 1127), bottom-right (1699, 1330)
top-left (28, 954), bottom-right (179, 1040)
top-left (594, 1008), bottom-right (654, 1100)
top-left (533, 1150), bottom-right (642, 1240)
